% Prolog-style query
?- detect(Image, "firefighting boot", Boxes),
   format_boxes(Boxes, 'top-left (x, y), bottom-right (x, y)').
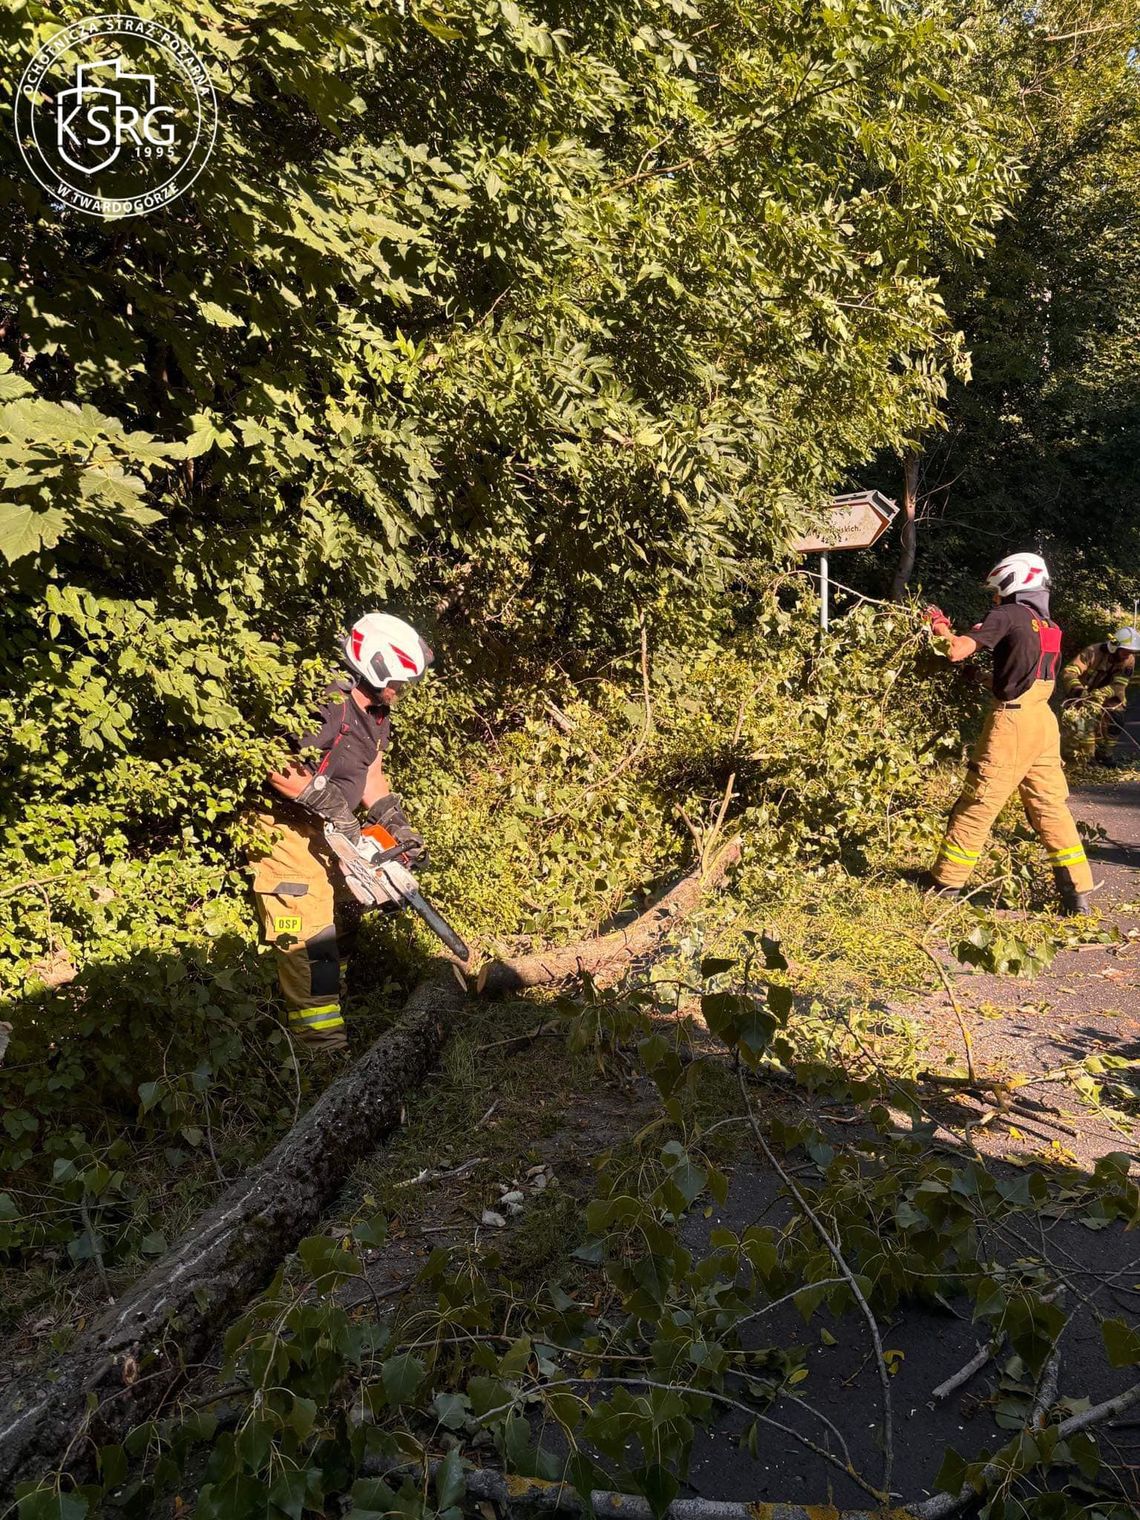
top-left (921, 872), bottom-right (962, 901)
top-left (1054, 871), bottom-right (1091, 916)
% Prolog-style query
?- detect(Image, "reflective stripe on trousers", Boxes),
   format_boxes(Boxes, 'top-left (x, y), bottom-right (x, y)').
top-left (288, 1003), bottom-right (345, 1033)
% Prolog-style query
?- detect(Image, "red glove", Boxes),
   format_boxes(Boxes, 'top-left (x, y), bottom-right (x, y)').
top-left (925, 604), bottom-right (952, 635)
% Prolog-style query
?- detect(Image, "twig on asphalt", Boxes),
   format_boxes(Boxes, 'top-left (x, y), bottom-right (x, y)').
top-left (931, 1339), bottom-right (1001, 1402)
top-left (1005, 1102), bottom-right (1079, 1138)
top-left (733, 1279), bottom-right (847, 1331)
top-left (1031, 1342), bottom-right (1061, 1429)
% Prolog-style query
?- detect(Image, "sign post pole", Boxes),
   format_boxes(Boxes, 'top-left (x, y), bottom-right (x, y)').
top-left (820, 551), bottom-right (829, 632)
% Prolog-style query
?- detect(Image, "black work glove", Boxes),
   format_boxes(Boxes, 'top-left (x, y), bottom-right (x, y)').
top-left (296, 774), bottom-right (361, 844)
top-left (366, 791), bottom-right (428, 868)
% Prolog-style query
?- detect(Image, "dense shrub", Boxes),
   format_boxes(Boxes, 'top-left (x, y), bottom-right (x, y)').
top-left (0, 591), bottom-right (962, 1274)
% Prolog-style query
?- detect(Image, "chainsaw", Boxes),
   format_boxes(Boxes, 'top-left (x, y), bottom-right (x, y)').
top-left (323, 821), bottom-right (470, 962)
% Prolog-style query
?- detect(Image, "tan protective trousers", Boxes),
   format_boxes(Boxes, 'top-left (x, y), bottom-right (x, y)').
top-left (248, 808), bottom-right (359, 1049)
top-left (932, 680), bottom-right (1092, 893)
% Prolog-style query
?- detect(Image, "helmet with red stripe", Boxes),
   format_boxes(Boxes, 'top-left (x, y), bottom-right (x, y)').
top-left (343, 613), bottom-right (434, 688)
top-left (983, 552), bottom-right (1051, 597)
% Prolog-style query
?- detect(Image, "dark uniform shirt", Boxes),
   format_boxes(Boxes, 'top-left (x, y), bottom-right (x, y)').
top-left (969, 603), bottom-right (1063, 703)
top-left (296, 682), bottom-right (391, 811)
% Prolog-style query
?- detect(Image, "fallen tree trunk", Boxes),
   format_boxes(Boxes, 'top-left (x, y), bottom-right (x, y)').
top-left (477, 839), bottom-right (742, 997)
top-left (0, 964), bottom-right (467, 1493)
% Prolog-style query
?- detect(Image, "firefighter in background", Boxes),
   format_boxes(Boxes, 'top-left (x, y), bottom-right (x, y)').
top-left (926, 553), bottom-right (1094, 914)
top-left (249, 614), bottom-right (432, 1050)
top-left (1060, 626), bottom-right (1139, 765)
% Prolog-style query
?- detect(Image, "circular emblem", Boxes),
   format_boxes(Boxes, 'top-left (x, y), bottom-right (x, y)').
top-left (14, 13), bottom-right (217, 218)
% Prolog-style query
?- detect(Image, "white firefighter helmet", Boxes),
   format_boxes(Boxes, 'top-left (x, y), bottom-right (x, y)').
top-left (983, 552), bottom-right (1051, 597)
top-left (1108, 625), bottom-right (1140, 653)
top-left (343, 613), bottom-right (433, 688)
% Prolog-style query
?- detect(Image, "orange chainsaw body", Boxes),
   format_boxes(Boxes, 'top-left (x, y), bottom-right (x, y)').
top-left (362, 821), bottom-right (400, 853)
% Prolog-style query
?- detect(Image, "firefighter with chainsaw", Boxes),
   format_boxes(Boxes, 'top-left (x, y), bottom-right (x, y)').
top-left (925, 553), bottom-right (1094, 914)
top-left (1059, 627), bottom-right (1138, 766)
top-left (249, 613), bottom-right (466, 1051)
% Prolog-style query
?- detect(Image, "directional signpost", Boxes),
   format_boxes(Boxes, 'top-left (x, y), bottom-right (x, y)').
top-left (791, 490), bottom-right (899, 630)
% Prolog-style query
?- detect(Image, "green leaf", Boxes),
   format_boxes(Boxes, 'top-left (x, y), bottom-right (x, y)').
top-left (766, 983), bottom-right (794, 1021)
top-left (660, 1140), bottom-right (706, 1206)
top-left (297, 1234), bottom-right (360, 1287)
top-left (287, 1394), bottom-right (318, 1440)
top-left (15, 1492), bottom-right (88, 1520)
top-left (742, 1227), bottom-right (778, 1278)
top-left (137, 1080), bottom-right (161, 1111)
top-left (346, 1476), bottom-right (396, 1520)
top-left (0, 501), bottom-right (70, 563)
top-left (933, 1446), bottom-right (968, 1498)
top-left (1102, 1317), bottom-right (1140, 1367)
top-left (197, 301), bottom-right (246, 329)
top-left (183, 413), bottom-right (231, 458)
top-left (432, 1391), bottom-right (471, 1430)
top-left (498, 1335), bottom-right (532, 1377)
top-left (352, 1212), bottom-right (388, 1248)
top-left (634, 1463), bottom-right (678, 1519)
top-left (435, 1448), bottom-right (465, 1510)
top-left (0, 369), bottom-right (34, 401)
top-left (381, 1353), bottom-right (425, 1405)
top-left (267, 1469), bottom-right (309, 1520)
top-left (760, 933), bottom-right (788, 971)
top-left (466, 1376), bottom-right (509, 1419)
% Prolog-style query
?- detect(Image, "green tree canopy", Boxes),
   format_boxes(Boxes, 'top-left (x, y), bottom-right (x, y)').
top-left (874, 0), bottom-right (1140, 623)
top-left (1, 0), bottom-right (1015, 807)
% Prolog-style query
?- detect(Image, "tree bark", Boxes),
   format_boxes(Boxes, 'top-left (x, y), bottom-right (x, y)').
top-left (476, 840), bottom-right (742, 997)
top-left (890, 449), bottom-right (920, 600)
top-left (0, 964), bottom-right (468, 1492)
